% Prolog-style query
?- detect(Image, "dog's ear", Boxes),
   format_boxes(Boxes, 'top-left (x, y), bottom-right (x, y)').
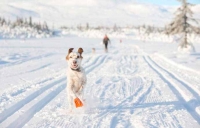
top-left (66, 48), bottom-right (74, 60)
top-left (78, 48), bottom-right (83, 58)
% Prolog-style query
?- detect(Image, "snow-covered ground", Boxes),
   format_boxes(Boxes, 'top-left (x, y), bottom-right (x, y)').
top-left (0, 37), bottom-right (200, 128)
top-left (0, 0), bottom-right (200, 127)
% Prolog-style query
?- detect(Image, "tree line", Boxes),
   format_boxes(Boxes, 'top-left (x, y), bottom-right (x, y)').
top-left (0, 17), bottom-right (49, 32)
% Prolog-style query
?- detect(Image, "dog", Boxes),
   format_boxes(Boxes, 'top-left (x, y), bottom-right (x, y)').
top-left (92, 48), bottom-right (95, 54)
top-left (66, 48), bottom-right (87, 111)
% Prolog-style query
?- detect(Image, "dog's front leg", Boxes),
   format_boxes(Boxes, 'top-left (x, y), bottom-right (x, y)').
top-left (77, 76), bottom-right (87, 101)
top-left (67, 79), bottom-right (76, 110)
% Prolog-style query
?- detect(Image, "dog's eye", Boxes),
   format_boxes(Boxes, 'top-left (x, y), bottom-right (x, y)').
top-left (77, 56), bottom-right (80, 58)
top-left (70, 56), bottom-right (72, 58)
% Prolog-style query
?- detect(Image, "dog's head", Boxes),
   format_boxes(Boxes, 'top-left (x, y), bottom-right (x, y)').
top-left (66, 48), bottom-right (83, 69)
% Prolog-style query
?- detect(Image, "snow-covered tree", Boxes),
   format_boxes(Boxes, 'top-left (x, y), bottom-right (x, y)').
top-left (86, 23), bottom-right (89, 30)
top-left (24, 18), bottom-right (28, 26)
top-left (0, 16), bottom-right (53, 38)
top-left (0, 17), bottom-right (6, 26)
top-left (166, 0), bottom-right (199, 49)
top-left (113, 24), bottom-right (118, 32)
top-left (43, 21), bottom-right (49, 31)
top-left (29, 17), bottom-right (32, 27)
top-left (77, 24), bottom-right (83, 31)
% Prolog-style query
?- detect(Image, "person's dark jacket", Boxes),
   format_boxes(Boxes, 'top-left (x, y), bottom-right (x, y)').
top-left (103, 36), bottom-right (110, 44)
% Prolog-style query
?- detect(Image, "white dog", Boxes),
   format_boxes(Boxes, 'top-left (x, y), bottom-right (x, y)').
top-left (66, 48), bottom-right (87, 111)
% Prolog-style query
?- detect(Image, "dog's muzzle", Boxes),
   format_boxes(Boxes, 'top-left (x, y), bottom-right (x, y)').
top-left (71, 60), bottom-right (79, 69)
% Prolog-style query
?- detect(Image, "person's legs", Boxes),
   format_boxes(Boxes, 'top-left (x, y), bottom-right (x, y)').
top-left (105, 43), bottom-right (108, 52)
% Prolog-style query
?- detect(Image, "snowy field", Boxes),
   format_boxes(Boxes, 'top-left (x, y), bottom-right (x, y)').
top-left (0, 37), bottom-right (200, 128)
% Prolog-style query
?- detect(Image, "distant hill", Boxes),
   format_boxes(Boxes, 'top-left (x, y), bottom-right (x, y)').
top-left (0, 0), bottom-right (199, 28)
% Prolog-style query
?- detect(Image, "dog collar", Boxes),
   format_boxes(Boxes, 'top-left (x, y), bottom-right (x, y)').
top-left (71, 68), bottom-right (81, 72)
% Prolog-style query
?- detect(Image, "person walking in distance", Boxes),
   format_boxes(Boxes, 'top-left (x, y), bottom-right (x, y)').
top-left (103, 34), bottom-right (110, 53)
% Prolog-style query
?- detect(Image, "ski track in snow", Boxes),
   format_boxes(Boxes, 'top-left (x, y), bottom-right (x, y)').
top-left (0, 54), bottom-right (108, 126)
top-left (143, 55), bottom-right (200, 124)
top-left (0, 41), bottom-right (200, 128)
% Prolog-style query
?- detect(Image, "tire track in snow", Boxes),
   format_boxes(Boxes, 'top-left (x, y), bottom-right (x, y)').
top-left (143, 55), bottom-right (200, 124)
top-left (4, 55), bottom-right (109, 128)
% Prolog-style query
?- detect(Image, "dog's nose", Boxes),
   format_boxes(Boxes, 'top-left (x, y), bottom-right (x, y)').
top-left (73, 61), bottom-right (77, 64)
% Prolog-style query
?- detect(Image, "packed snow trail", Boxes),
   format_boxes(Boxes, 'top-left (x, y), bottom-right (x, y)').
top-left (143, 55), bottom-right (200, 124)
top-left (0, 54), bottom-right (108, 127)
top-left (0, 39), bottom-right (200, 128)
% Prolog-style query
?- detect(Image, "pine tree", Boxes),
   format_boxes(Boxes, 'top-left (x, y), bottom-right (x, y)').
top-left (43, 21), bottom-right (49, 31)
top-left (166, 0), bottom-right (199, 48)
top-left (113, 24), bottom-right (117, 32)
top-left (77, 24), bottom-right (82, 31)
top-left (24, 18), bottom-right (28, 26)
top-left (86, 23), bottom-right (89, 30)
top-left (29, 17), bottom-right (32, 27)
top-left (1, 18), bottom-right (6, 26)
